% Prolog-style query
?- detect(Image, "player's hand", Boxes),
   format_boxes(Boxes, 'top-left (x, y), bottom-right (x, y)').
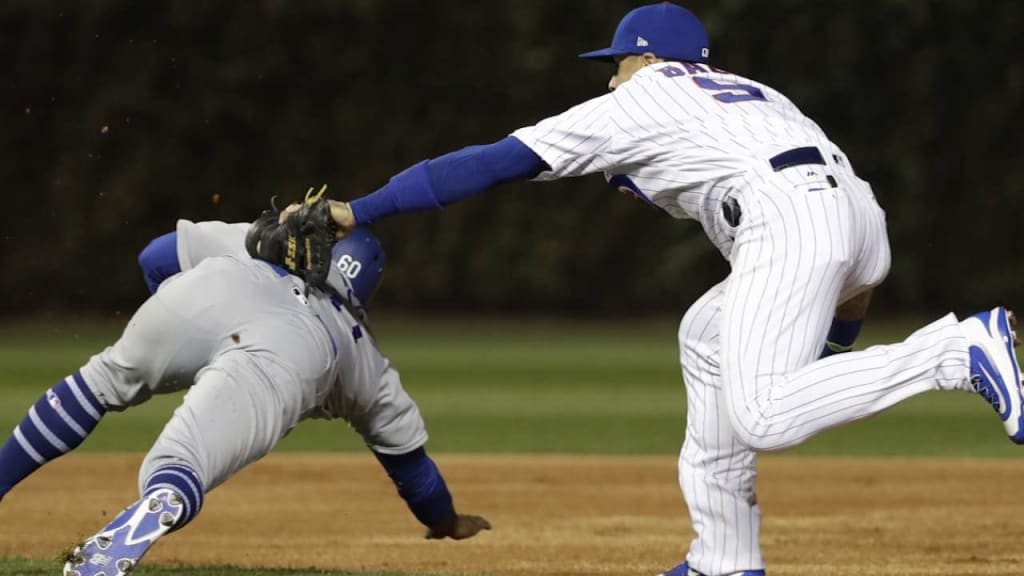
top-left (328, 200), bottom-right (357, 238)
top-left (425, 512), bottom-right (492, 540)
top-left (278, 202), bottom-right (302, 223)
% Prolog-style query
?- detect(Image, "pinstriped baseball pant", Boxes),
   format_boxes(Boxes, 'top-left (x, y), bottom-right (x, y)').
top-left (678, 169), bottom-right (973, 574)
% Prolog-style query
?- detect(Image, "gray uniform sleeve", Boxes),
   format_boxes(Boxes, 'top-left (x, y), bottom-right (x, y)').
top-left (321, 312), bottom-right (428, 455)
top-left (175, 219), bottom-right (251, 272)
top-left (359, 361), bottom-right (429, 455)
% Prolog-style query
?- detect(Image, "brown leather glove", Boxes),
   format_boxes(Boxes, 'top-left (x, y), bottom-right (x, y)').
top-left (245, 185), bottom-right (337, 290)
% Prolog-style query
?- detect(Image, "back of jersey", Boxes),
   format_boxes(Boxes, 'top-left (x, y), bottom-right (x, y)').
top-left (513, 61), bottom-right (851, 225)
top-left (627, 61), bottom-right (833, 166)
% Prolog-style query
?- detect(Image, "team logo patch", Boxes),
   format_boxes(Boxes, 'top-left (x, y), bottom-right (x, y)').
top-left (636, 36), bottom-right (649, 47)
top-left (47, 389), bottom-right (61, 409)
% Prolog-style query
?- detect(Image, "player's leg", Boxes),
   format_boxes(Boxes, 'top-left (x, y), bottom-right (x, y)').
top-left (0, 373), bottom-right (105, 503)
top-left (0, 283), bottom-right (219, 502)
top-left (664, 282), bottom-right (765, 576)
top-left (1, 256), bottom-right (292, 503)
top-left (64, 347), bottom-right (320, 576)
top-left (718, 183), bottom-right (981, 451)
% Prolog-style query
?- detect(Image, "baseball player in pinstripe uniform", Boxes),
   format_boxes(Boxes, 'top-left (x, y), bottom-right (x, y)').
top-left (0, 218), bottom-right (489, 575)
top-left (317, 3), bottom-right (1022, 575)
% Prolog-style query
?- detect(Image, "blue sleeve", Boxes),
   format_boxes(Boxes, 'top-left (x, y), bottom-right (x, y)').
top-left (138, 232), bottom-right (182, 294)
top-left (373, 447), bottom-right (454, 528)
top-left (350, 136), bottom-right (549, 224)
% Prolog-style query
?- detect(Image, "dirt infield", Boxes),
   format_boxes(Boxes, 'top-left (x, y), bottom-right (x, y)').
top-left (2, 454), bottom-right (1023, 575)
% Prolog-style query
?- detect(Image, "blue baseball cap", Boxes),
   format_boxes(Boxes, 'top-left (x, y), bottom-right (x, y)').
top-left (578, 2), bottom-right (709, 63)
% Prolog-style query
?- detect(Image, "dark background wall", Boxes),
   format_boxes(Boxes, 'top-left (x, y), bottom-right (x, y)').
top-left (2, 0), bottom-right (1021, 317)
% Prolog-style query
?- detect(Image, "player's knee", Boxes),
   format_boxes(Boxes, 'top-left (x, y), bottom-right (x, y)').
top-left (722, 397), bottom-right (776, 452)
top-left (138, 232), bottom-right (181, 293)
top-left (730, 425), bottom-right (774, 452)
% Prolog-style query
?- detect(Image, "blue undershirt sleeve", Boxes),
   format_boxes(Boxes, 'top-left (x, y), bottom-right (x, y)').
top-left (350, 136), bottom-right (549, 225)
top-left (138, 232), bottom-right (182, 294)
top-left (373, 447), bottom-right (455, 528)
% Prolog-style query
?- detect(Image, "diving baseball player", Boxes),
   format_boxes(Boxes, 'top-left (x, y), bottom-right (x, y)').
top-left (317, 4), bottom-right (1022, 575)
top-left (0, 201), bottom-right (490, 575)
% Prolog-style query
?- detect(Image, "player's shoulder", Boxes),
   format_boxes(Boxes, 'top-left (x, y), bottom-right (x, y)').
top-left (629, 61), bottom-right (791, 103)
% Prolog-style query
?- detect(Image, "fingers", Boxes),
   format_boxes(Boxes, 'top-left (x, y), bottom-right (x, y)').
top-left (278, 202), bottom-right (302, 224)
top-left (424, 514), bottom-right (492, 541)
top-left (456, 510), bottom-right (491, 537)
top-left (328, 200), bottom-right (357, 235)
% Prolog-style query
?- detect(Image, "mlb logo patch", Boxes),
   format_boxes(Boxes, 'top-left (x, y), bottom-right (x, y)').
top-left (47, 389), bottom-right (61, 409)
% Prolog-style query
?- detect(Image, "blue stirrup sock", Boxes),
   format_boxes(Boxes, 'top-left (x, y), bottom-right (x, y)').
top-left (821, 318), bottom-right (863, 358)
top-left (143, 463), bottom-right (205, 530)
top-left (0, 372), bottom-right (106, 499)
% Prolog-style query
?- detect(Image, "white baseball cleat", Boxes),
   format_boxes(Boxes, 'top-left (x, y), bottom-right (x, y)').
top-left (961, 307), bottom-right (1024, 443)
top-left (63, 488), bottom-right (184, 576)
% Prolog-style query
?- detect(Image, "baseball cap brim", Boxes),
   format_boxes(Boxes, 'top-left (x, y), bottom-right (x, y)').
top-left (577, 47), bottom-right (632, 62)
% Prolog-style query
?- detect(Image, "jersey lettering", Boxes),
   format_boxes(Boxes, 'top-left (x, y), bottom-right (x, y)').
top-left (692, 77), bottom-right (767, 103)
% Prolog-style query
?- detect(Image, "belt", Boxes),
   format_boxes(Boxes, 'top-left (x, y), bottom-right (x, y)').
top-left (768, 146), bottom-right (836, 188)
top-left (769, 146), bottom-right (826, 171)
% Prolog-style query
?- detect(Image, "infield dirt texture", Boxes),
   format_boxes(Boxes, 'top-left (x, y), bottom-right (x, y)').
top-left (2, 319), bottom-right (1024, 575)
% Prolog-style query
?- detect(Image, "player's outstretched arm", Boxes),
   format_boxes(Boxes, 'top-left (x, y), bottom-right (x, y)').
top-left (373, 447), bottom-right (491, 541)
top-left (330, 136), bottom-right (549, 234)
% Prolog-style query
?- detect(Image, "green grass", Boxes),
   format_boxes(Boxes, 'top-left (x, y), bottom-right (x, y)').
top-left (0, 316), bottom-right (1018, 457)
top-left (0, 557), bottom-right (467, 576)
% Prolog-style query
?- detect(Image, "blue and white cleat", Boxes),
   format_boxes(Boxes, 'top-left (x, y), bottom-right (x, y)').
top-left (63, 488), bottom-right (184, 576)
top-left (961, 307), bottom-right (1024, 443)
top-left (658, 562), bottom-right (765, 576)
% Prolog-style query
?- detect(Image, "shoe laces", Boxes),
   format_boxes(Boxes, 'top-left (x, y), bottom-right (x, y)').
top-left (973, 375), bottom-right (1002, 412)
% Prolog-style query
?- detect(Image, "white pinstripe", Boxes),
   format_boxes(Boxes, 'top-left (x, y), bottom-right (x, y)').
top-left (513, 61), bottom-right (977, 575)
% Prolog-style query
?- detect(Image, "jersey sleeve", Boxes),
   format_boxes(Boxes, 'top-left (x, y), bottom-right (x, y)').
top-left (356, 362), bottom-right (429, 455)
top-left (174, 219), bottom-right (251, 272)
top-left (510, 93), bottom-right (619, 181)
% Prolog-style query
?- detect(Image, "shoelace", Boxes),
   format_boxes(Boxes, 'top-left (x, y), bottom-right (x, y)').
top-left (973, 375), bottom-right (1002, 412)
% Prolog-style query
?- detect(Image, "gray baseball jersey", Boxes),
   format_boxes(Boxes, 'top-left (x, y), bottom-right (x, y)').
top-left (81, 220), bottom-right (426, 493)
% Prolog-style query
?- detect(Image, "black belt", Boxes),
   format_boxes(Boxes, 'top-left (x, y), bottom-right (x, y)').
top-left (769, 146), bottom-right (836, 188)
top-left (769, 146), bottom-right (826, 171)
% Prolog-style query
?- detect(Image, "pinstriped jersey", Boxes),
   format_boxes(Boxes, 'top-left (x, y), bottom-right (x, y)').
top-left (511, 61), bottom-right (851, 227)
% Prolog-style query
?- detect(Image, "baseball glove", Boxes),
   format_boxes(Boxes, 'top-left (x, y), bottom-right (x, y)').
top-left (245, 184), bottom-right (337, 290)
